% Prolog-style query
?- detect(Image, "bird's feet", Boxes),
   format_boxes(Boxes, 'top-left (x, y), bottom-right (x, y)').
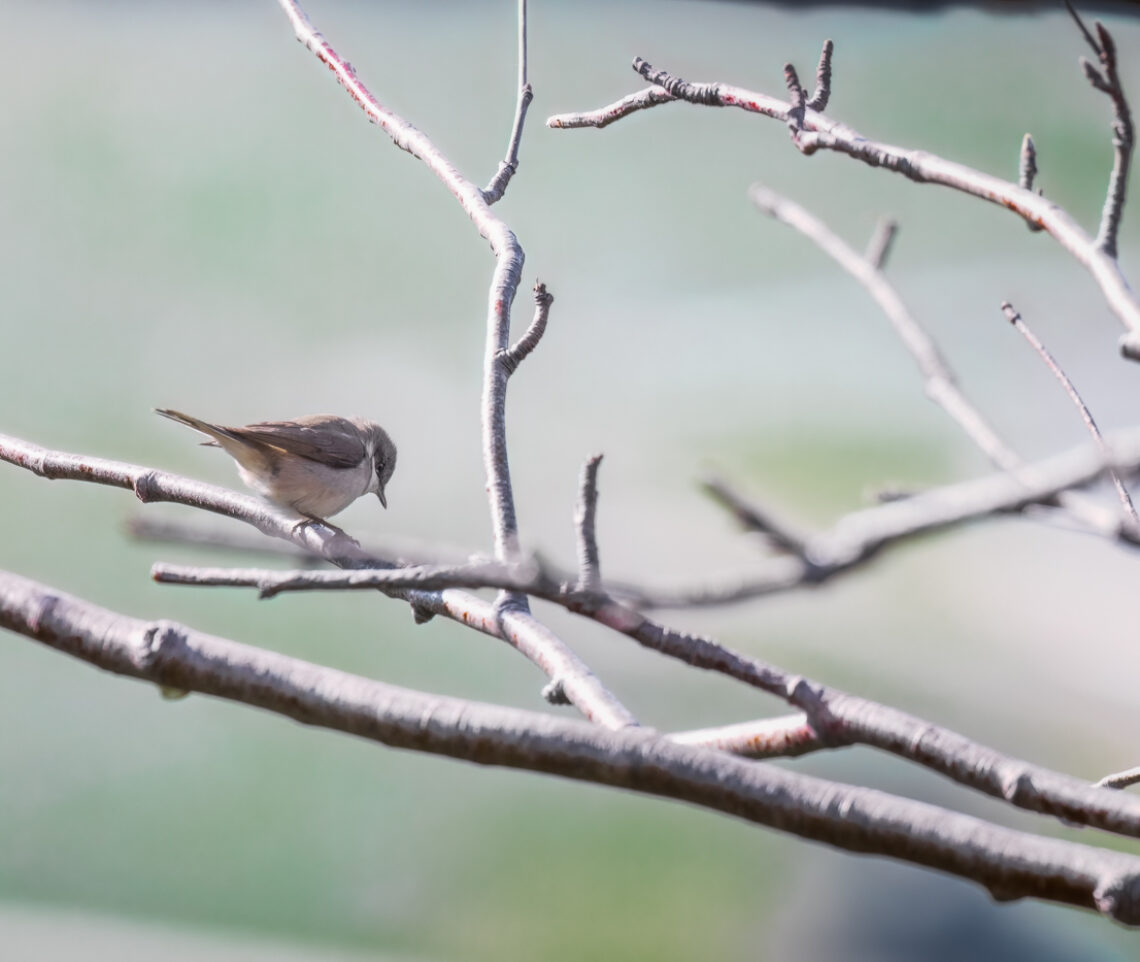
top-left (290, 516), bottom-right (361, 549)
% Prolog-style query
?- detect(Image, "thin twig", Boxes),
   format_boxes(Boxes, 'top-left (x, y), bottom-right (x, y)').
top-left (1066, 2), bottom-right (1133, 258)
top-left (863, 215), bottom-right (898, 270)
top-left (1002, 301), bottom-right (1140, 530)
top-left (751, 186), bottom-right (1017, 473)
top-left (482, 0), bottom-right (534, 204)
top-left (574, 454), bottom-right (604, 592)
top-left (548, 55), bottom-right (1140, 360)
top-left (498, 281), bottom-right (552, 375)
top-left (749, 185), bottom-right (1117, 536)
top-left (1098, 767), bottom-right (1140, 791)
top-left (700, 474), bottom-right (810, 558)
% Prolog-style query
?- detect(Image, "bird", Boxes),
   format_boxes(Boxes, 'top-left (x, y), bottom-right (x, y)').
top-left (156, 408), bottom-right (396, 523)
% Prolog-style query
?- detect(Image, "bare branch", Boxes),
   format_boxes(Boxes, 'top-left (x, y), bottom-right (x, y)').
top-left (621, 427), bottom-right (1140, 609)
top-left (142, 477), bottom-right (1140, 841)
top-left (1098, 767), bottom-right (1140, 791)
top-left (669, 715), bottom-right (825, 759)
top-left (151, 559), bottom-right (550, 600)
top-left (1067, 2), bottom-right (1134, 258)
top-left (574, 454), bottom-right (604, 592)
top-left (863, 215), bottom-right (898, 270)
top-left (1002, 301), bottom-right (1140, 531)
top-left (0, 431), bottom-right (637, 729)
top-left (481, 0), bottom-right (534, 204)
top-left (275, 0), bottom-right (526, 569)
top-left (751, 186), bottom-right (1016, 474)
top-left (158, 538), bottom-right (1140, 841)
top-left (550, 54), bottom-right (1140, 360)
top-left (700, 474), bottom-right (811, 559)
top-left (8, 569), bottom-right (1140, 921)
top-left (547, 86), bottom-right (678, 129)
top-left (498, 281), bottom-right (552, 375)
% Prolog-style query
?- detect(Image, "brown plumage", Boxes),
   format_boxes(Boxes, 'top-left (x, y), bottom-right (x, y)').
top-left (156, 408), bottom-right (396, 519)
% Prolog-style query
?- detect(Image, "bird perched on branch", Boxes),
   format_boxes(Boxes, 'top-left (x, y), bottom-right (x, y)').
top-left (156, 408), bottom-right (396, 523)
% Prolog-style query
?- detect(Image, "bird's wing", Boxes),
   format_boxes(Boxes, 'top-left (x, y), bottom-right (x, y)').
top-left (232, 415), bottom-right (367, 469)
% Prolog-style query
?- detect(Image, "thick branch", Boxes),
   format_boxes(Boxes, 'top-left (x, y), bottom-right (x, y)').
top-left (6, 569), bottom-right (1140, 922)
top-left (148, 538), bottom-right (1140, 841)
top-left (548, 56), bottom-right (1140, 360)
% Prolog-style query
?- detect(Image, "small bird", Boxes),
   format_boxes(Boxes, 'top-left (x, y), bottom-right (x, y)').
top-left (156, 408), bottom-right (396, 522)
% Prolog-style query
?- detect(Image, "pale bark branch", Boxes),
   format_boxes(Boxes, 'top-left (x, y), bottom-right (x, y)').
top-left (141, 496), bottom-right (1140, 841)
top-left (547, 44), bottom-right (1140, 360)
top-left (0, 431), bottom-right (637, 729)
top-left (7, 569), bottom-right (1140, 921)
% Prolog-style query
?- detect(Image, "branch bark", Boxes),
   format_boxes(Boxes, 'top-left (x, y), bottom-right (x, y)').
top-left (7, 568), bottom-right (1140, 923)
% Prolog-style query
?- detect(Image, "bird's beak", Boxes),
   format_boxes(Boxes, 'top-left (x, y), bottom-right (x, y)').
top-left (377, 488), bottom-right (388, 509)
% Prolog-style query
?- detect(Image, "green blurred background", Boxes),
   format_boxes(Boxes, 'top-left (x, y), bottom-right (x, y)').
top-left (2, 1), bottom-right (1140, 958)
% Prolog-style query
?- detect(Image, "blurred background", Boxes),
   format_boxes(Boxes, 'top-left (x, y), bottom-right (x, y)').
top-left (2, 1), bottom-right (1139, 959)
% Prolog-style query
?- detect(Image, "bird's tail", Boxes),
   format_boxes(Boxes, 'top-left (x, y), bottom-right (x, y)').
top-left (155, 408), bottom-right (230, 446)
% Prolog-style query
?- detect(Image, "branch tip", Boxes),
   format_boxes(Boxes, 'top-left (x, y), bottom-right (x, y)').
top-left (864, 215), bottom-right (899, 270)
top-left (806, 39), bottom-right (834, 112)
top-left (574, 454), bottom-right (605, 592)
